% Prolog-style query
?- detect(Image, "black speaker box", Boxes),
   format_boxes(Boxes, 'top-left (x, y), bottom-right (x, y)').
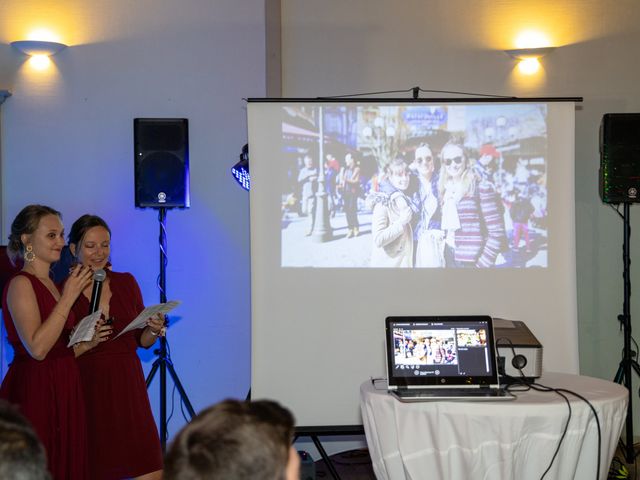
top-left (599, 113), bottom-right (640, 204)
top-left (134, 118), bottom-right (190, 208)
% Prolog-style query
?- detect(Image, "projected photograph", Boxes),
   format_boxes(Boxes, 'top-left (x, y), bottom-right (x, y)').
top-left (392, 328), bottom-right (458, 366)
top-left (281, 103), bottom-right (548, 268)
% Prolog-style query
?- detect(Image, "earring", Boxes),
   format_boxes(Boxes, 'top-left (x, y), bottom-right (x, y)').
top-left (24, 244), bottom-right (36, 263)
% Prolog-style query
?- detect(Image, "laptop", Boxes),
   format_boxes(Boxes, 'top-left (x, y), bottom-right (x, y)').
top-left (385, 315), bottom-right (515, 402)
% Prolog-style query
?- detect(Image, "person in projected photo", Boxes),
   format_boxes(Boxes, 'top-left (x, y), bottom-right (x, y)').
top-left (510, 191), bottom-right (535, 253)
top-left (0, 204), bottom-right (94, 479)
top-left (67, 214), bottom-right (164, 480)
top-left (338, 153), bottom-right (361, 238)
top-left (324, 153), bottom-right (341, 217)
top-left (297, 155), bottom-right (318, 236)
top-left (438, 141), bottom-right (506, 268)
top-left (368, 158), bottom-right (418, 267)
top-left (410, 143), bottom-right (444, 268)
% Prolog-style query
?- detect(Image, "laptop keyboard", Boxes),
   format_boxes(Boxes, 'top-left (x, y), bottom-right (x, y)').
top-left (395, 388), bottom-right (509, 398)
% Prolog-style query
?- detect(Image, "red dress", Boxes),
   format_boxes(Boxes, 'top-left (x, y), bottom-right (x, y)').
top-left (0, 271), bottom-right (89, 480)
top-left (72, 270), bottom-right (163, 480)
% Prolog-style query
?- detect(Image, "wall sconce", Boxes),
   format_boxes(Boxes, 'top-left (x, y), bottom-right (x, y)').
top-left (11, 40), bottom-right (67, 69)
top-left (504, 47), bottom-right (555, 75)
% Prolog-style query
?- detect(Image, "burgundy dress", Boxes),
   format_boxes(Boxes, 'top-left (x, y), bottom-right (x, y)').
top-left (0, 271), bottom-right (89, 480)
top-left (72, 270), bottom-right (163, 480)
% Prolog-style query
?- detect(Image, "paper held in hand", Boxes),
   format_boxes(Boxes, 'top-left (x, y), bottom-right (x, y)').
top-left (114, 300), bottom-right (181, 339)
top-left (68, 310), bottom-right (102, 347)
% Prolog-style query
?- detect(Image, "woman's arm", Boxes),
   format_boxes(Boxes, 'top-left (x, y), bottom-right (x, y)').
top-left (125, 273), bottom-right (166, 348)
top-left (139, 314), bottom-right (166, 348)
top-left (9, 267), bottom-right (93, 360)
top-left (476, 184), bottom-right (507, 267)
top-left (73, 319), bottom-right (113, 357)
top-left (371, 197), bottom-right (412, 248)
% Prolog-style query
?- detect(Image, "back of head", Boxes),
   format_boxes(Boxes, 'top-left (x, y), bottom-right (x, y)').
top-left (164, 399), bottom-right (295, 480)
top-left (0, 400), bottom-right (50, 480)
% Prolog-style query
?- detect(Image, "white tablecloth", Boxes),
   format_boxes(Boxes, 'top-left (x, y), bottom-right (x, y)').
top-left (361, 372), bottom-right (627, 480)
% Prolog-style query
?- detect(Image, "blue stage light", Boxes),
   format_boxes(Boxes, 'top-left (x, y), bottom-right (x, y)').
top-left (231, 144), bottom-right (250, 191)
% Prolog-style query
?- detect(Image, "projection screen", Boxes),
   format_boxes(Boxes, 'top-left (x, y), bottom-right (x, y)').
top-left (249, 99), bottom-right (578, 427)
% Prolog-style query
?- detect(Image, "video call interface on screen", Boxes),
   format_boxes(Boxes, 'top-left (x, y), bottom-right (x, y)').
top-left (390, 321), bottom-right (493, 378)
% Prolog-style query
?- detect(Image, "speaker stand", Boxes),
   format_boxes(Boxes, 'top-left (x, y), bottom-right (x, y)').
top-left (145, 207), bottom-right (196, 450)
top-left (612, 202), bottom-right (640, 463)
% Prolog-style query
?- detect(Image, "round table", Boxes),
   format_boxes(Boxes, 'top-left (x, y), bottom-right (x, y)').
top-left (360, 372), bottom-right (627, 480)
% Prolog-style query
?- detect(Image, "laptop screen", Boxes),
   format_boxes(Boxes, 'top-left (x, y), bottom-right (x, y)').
top-left (386, 316), bottom-right (499, 388)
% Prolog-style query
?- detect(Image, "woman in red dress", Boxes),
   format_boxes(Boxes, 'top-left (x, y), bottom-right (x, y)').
top-left (0, 204), bottom-right (94, 479)
top-left (68, 214), bottom-right (164, 480)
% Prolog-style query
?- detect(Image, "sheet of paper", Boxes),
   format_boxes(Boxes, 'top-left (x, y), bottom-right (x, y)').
top-left (67, 310), bottom-right (102, 347)
top-left (114, 300), bottom-right (181, 339)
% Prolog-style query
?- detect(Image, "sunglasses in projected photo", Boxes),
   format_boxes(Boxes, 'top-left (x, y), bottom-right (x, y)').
top-left (416, 155), bottom-right (433, 164)
top-left (443, 156), bottom-right (464, 166)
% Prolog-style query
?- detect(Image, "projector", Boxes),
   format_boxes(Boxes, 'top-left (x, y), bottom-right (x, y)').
top-left (493, 318), bottom-right (542, 381)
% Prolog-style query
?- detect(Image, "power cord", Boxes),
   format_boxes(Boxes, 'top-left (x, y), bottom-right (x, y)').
top-left (495, 339), bottom-right (601, 480)
top-left (501, 375), bottom-right (602, 480)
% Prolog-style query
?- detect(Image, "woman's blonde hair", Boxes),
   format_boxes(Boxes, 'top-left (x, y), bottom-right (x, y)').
top-left (7, 205), bottom-right (61, 266)
top-left (437, 141), bottom-right (475, 203)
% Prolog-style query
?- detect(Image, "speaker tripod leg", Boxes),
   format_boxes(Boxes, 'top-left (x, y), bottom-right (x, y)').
top-left (165, 359), bottom-right (196, 418)
top-left (614, 360), bottom-right (626, 385)
top-left (146, 358), bottom-right (161, 388)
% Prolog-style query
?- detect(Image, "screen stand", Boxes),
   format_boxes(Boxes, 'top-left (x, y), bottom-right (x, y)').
top-left (294, 425), bottom-right (365, 480)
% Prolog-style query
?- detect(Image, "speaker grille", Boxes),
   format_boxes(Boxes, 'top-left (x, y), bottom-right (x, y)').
top-left (134, 118), bottom-right (190, 208)
top-left (600, 113), bottom-right (640, 203)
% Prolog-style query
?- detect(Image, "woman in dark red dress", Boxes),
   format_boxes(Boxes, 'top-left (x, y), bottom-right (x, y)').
top-left (0, 204), bottom-right (94, 479)
top-left (68, 214), bottom-right (164, 480)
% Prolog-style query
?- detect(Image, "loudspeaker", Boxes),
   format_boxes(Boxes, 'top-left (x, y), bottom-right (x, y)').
top-left (599, 113), bottom-right (640, 204)
top-left (134, 118), bottom-right (190, 208)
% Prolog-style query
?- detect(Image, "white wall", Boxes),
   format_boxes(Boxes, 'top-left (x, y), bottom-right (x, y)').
top-left (0, 0), bottom-right (267, 438)
top-left (280, 0), bottom-right (640, 433)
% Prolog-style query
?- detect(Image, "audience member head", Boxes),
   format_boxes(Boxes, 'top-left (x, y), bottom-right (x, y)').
top-left (7, 205), bottom-right (62, 267)
top-left (0, 400), bottom-right (50, 480)
top-left (164, 399), bottom-right (299, 480)
top-left (68, 214), bottom-right (112, 270)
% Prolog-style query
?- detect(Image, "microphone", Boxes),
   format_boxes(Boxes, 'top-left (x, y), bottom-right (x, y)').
top-left (88, 269), bottom-right (107, 315)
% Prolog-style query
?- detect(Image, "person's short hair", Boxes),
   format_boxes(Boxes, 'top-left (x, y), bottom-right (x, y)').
top-left (164, 399), bottom-right (295, 480)
top-left (0, 400), bottom-right (50, 480)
